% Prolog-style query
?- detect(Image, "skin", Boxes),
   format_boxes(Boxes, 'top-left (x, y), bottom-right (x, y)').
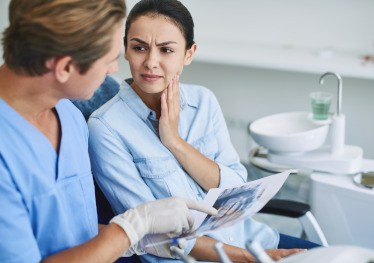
top-left (0, 23), bottom-right (130, 263)
top-left (125, 15), bottom-right (305, 262)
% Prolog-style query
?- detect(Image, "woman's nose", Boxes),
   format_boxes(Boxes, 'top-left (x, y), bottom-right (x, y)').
top-left (143, 50), bottom-right (158, 69)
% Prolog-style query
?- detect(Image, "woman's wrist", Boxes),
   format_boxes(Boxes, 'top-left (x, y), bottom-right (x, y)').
top-left (164, 136), bottom-right (184, 152)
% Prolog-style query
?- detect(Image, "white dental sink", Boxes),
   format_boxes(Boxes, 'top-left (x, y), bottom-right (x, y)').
top-left (249, 112), bottom-right (329, 153)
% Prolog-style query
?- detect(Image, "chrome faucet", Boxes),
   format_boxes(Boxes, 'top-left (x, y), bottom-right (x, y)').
top-left (319, 72), bottom-right (342, 116)
top-left (319, 72), bottom-right (345, 155)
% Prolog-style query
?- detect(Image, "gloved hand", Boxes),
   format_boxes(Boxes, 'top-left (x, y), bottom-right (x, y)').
top-left (131, 235), bottom-right (189, 258)
top-left (110, 197), bottom-right (217, 247)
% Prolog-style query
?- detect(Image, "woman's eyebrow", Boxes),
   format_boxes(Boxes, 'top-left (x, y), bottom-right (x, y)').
top-left (129, 38), bottom-right (177, 46)
top-left (156, 41), bottom-right (178, 47)
top-left (129, 38), bottom-right (148, 45)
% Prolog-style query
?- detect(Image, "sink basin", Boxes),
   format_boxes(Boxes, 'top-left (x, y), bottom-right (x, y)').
top-left (249, 112), bottom-right (329, 153)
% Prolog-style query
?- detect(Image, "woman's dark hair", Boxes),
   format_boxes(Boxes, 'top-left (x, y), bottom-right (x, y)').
top-left (124, 0), bottom-right (194, 50)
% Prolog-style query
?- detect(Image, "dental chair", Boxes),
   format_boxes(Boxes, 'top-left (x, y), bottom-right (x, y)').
top-left (258, 199), bottom-right (328, 246)
top-left (243, 160), bottom-right (328, 247)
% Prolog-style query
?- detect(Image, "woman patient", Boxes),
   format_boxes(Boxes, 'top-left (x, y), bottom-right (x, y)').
top-left (88, 0), bottom-right (318, 262)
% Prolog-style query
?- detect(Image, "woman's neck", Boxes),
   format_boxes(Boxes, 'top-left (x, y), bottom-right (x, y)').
top-left (130, 81), bottom-right (162, 118)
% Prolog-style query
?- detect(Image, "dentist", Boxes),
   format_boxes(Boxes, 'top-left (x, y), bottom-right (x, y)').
top-left (0, 1), bottom-right (216, 262)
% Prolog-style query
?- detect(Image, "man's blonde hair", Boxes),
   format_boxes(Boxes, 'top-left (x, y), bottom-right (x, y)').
top-left (2, 0), bottom-right (126, 76)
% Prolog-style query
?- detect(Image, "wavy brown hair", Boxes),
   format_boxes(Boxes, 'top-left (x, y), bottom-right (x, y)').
top-left (2, 0), bottom-right (126, 76)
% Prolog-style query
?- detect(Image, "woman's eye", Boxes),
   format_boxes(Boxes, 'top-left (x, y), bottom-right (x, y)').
top-left (161, 47), bottom-right (173, 53)
top-left (133, 46), bottom-right (146, 52)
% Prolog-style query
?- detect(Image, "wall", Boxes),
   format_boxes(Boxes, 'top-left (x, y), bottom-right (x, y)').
top-left (1, 0), bottom-right (374, 161)
top-left (113, 55), bottom-right (374, 162)
top-left (0, 0), bottom-right (9, 61)
top-left (184, 0), bottom-right (374, 54)
top-left (123, 0), bottom-right (374, 161)
top-left (181, 62), bottom-right (374, 161)
top-left (125, 0), bottom-right (374, 54)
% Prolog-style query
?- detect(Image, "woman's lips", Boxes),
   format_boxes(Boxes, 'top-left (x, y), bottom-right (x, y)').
top-left (141, 74), bottom-right (162, 82)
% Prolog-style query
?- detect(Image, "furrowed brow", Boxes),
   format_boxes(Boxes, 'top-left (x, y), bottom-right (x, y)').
top-left (129, 38), bottom-right (177, 47)
top-left (129, 38), bottom-right (149, 46)
top-left (156, 41), bottom-right (177, 47)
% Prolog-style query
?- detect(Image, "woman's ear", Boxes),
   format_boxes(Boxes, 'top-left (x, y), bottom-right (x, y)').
top-left (46, 56), bottom-right (75, 83)
top-left (184, 43), bottom-right (197, 66)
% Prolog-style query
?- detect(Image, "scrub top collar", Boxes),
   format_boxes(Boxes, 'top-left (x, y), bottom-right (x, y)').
top-left (0, 98), bottom-right (73, 181)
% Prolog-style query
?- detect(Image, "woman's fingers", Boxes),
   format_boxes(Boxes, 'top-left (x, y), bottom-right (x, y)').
top-left (161, 89), bottom-right (168, 118)
top-left (167, 76), bottom-right (174, 113)
top-left (159, 75), bottom-right (181, 147)
top-left (165, 75), bottom-right (180, 118)
top-left (174, 75), bottom-right (180, 112)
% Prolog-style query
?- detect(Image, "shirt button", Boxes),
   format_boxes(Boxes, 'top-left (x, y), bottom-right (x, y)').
top-left (229, 237), bottom-right (234, 241)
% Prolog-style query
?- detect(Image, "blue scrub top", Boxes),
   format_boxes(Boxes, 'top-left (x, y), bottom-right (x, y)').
top-left (0, 99), bottom-right (98, 262)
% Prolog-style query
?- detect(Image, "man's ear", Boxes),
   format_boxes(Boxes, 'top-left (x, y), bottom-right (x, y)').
top-left (46, 56), bottom-right (75, 83)
top-left (184, 43), bottom-right (197, 66)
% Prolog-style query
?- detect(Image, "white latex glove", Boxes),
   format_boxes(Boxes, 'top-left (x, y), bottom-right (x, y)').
top-left (110, 197), bottom-right (217, 247)
top-left (131, 235), bottom-right (189, 258)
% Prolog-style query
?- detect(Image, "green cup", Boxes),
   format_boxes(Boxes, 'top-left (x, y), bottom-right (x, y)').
top-left (310, 91), bottom-right (332, 120)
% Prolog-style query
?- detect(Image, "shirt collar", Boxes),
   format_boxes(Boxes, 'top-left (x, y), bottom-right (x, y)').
top-left (179, 86), bottom-right (188, 110)
top-left (118, 78), bottom-right (194, 121)
top-left (119, 79), bottom-right (152, 122)
top-left (179, 84), bottom-right (199, 109)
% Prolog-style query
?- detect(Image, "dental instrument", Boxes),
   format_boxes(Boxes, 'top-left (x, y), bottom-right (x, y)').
top-left (245, 240), bottom-right (275, 263)
top-left (170, 245), bottom-right (196, 263)
top-left (213, 242), bottom-right (233, 263)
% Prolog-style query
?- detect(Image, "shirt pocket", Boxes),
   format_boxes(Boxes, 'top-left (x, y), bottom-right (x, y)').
top-left (134, 157), bottom-right (176, 198)
top-left (134, 157), bottom-right (177, 179)
top-left (31, 173), bottom-right (97, 257)
top-left (134, 156), bottom-right (201, 199)
top-left (191, 132), bottom-right (218, 160)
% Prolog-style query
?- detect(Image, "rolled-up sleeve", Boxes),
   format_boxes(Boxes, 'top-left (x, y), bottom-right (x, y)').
top-left (209, 91), bottom-right (247, 188)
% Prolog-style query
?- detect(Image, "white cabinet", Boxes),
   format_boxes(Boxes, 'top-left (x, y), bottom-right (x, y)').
top-left (182, 0), bottom-right (374, 80)
top-left (195, 39), bottom-right (374, 80)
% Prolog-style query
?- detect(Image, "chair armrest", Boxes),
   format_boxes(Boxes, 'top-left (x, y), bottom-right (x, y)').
top-left (260, 199), bottom-right (310, 218)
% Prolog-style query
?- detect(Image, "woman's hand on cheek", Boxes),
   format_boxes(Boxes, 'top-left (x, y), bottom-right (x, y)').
top-left (159, 75), bottom-right (181, 149)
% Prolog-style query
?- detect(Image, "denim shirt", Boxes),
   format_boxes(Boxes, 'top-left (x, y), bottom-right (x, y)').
top-left (88, 80), bottom-right (279, 263)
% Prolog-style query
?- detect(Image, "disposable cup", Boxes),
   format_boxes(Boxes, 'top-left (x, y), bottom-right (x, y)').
top-left (310, 91), bottom-right (332, 120)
